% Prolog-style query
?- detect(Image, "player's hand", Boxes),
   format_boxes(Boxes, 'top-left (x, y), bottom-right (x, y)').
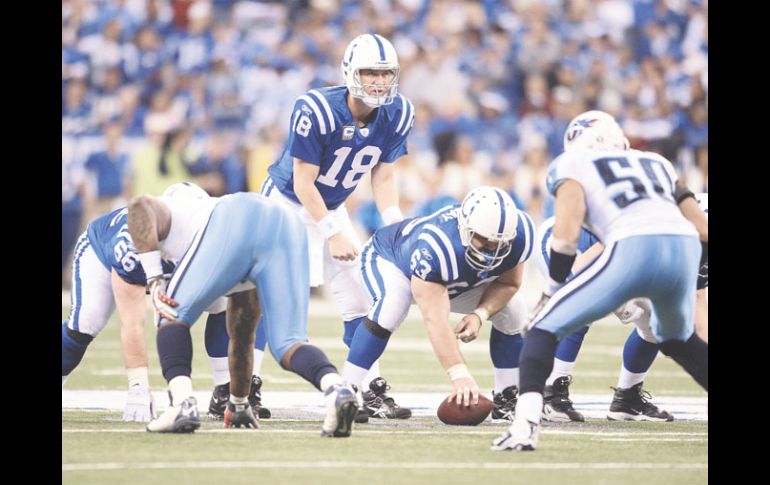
top-left (328, 233), bottom-right (359, 261)
top-left (455, 314), bottom-right (483, 343)
top-left (149, 275), bottom-right (178, 320)
top-left (613, 300), bottom-right (645, 324)
top-left (524, 292), bottom-right (552, 337)
top-left (122, 382), bottom-right (156, 423)
top-left (448, 376), bottom-right (480, 407)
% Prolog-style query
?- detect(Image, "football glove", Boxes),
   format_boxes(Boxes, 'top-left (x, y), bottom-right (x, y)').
top-left (122, 382), bottom-right (156, 423)
top-left (149, 275), bottom-right (178, 320)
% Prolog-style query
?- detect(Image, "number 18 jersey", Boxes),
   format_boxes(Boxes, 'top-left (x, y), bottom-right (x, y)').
top-left (267, 86), bottom-right (415, 210)
top-left (547, 148), bottom-right (697, 242)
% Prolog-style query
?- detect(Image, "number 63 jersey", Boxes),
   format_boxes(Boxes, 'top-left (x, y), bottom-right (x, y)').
top-left (267, 86), bottom-right (414, 210)
top-left (547, 148), bottom-right (698, 243)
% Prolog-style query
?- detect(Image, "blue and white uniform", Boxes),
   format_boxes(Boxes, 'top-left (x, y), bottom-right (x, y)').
top-left (361, 204), bottom-right (535, 333)
top-left (532, 148), bottom-right (700, 342)
top-left (260, 86), bottom-right (414, 321)
top-left (64, 208), bottom-right (175, 337)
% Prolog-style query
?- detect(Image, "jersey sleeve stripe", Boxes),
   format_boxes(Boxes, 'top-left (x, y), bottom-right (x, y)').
top-left (290, 109), bottom-right (300, 134)
top-left (423, 224), bottom-right (458, 280)
top-left (308, 90), bottom-right (336, 133)
top-left (400, 98), bottom-right (414, 136)
top-left (395, 94), bottom-right (409, 134)
top-left (418, 233), bottom-right (449, 281)
top-left (520, 212), bottom-right (535, 262)
top-left (298, 95), bottom-right (327, 135)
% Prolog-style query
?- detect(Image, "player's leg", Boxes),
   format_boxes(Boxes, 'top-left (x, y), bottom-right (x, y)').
top-left (647, 236), bottom-right (708, 391)
top-left (342, 242), bottom-right (413, 419)
top-left (255, 206), bottom-right (357, 437)
top-left (493, 240), bottom-right (642, 451)
top-left (540, 326), bottom-right (589, 422)
top-left (608, 299), bottom-right (673, 421)
top-left (62, 236), bottom-right (115, 384)
top-left (326, 206), bottom-right (389, 391)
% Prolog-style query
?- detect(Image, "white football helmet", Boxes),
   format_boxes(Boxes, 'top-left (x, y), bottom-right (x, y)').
top-left (458, 186), bottom-right (519, 272)
top-left (161, 182), bottom-right (210, 199)
top-left (695, 192), bottom-right (708, 214)
top-left (563, 110), bottom-right (630, 152)
top-left (341, 34), bottom-right (399, 108)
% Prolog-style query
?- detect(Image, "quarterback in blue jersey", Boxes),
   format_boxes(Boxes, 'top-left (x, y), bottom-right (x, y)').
top-left (129, 190), bottom-right (358, 436)
top-left (259, 34), bottom-right (414, 419)
top-left (492, 111), bottom-right (708, 452)
top-left (342, 186), bottom-right (535, 411)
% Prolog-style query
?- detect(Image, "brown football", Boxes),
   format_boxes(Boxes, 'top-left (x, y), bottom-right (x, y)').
top-left (437, 394), bottom-right (493, 425)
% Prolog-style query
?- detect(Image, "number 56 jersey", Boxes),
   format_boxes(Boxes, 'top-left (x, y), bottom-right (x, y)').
top-left (548, 148), bottom-right (698, 243)
top-left (267, 86), bottom-right (414, 210)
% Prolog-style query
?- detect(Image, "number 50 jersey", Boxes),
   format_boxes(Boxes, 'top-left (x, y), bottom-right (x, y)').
top-left (267, 86), bottom-right (414, 210)
top-left (547, 148), bottom-right (698, 243)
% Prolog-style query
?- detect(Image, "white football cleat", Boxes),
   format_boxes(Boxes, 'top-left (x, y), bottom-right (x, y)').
top-left (490, 417), bottom-right (540, 451)
top-left (146, 396), bottom-right (200, 433)
top-left (321, 383), bottom-right (358, 437)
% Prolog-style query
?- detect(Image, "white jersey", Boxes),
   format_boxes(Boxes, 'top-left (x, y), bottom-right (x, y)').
top-left (158, 194), bottom-right (220, 263)
top-left (548, 148), bottom-right (697, 242)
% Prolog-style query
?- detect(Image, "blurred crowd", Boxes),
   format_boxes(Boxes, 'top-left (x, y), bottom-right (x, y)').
top-left (62, 0), bottom-right (708, 280)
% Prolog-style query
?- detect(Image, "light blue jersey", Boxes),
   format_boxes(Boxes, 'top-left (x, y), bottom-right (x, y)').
top-left (370, 205), bottom-right (535, 298)
top-left (86, 208), bottom-right (174, 285)
top-left (266, 86), bottom-right (414, 210)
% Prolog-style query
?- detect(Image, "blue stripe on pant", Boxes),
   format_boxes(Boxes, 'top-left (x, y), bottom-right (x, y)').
top-left (533, 235), bottom-right (700, 343)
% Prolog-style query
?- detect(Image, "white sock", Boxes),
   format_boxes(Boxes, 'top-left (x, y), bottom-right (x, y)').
top-left (617, 367), bottom-right (647, 389)
top-left (252, 349), bottom-right (265, 376)
top-left (342, 361), bottom-right (369, 390)
top-left (320, 373), bottom-right (344, 393)
top-left (168, 376), bottom-right (193, 406)
top-left (208, 356), bottom-right (230, 386)
top-left (362, 360), bottom-right (382, 389)
top-left (545, 358), bottom-right (575, 386)
top-left (493, 368), bottom-right (519, 394)
top-left (126, 366), bottom-right (149, 388)
top-left (516, 392), bottom-right (543, 424)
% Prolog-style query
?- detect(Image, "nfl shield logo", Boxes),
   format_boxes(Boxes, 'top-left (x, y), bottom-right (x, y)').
top-left (360, 127), bottom-right (369, 137)
top-left (342, 126), bottom-right (355, 140)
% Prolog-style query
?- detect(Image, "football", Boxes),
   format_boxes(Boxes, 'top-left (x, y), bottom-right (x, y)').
top-left (437, 394), bottom-right (493, 425)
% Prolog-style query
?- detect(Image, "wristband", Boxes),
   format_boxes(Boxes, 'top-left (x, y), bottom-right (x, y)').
top-left (471, 307), bottom-right (490, 323)
top-left (318, 213), bottom-right (342, 239)
top-left (381, 206), bottom-right (404, 225)
top-left (138, 250), bottom-right (163, 280)
top-left (447, 363), bottom-right (472, 381)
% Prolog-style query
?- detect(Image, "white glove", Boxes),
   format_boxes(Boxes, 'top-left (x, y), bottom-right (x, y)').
top-left (613, 300), bottom-right (645, 324)
top-left (149, 275), bottom-right (178, 320)
top-left (123, 383), bottom-right (156, 423)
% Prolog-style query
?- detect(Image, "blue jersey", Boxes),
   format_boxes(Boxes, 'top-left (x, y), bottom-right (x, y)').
top-left (372, 205), bottom-right (535, 298)
top-left (86, 208), bottom-right (174, 286)
top-left (537, 217), bottom-right (601, 280)
top-left (267, 86), bottom-right (414, 210)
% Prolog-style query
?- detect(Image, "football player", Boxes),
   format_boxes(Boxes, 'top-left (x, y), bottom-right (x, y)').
top-left (128, 187), bottom-right (358, 435)
top-left (61, 183), bottom-right (269, 422)
top-left (257, 34), bottom-right (414, 420)
top-left (341, 186), bottom-right (535, 412)
top-left (492, 110), bottom-right (708, 452)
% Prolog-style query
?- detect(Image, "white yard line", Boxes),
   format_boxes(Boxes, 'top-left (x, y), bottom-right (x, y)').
top-left (62, 461), bottom-right (707, 471)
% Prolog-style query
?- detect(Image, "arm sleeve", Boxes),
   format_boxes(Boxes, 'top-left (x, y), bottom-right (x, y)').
top-left (382, 95), bottom-right (415, 162)
top-left (410, 239), bottom-right (446, 283)
top-left (288, 97), bottom-right (326, 166)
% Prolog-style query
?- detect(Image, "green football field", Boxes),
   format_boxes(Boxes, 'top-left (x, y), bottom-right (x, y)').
top-left (62, 294), bottom-right (707, 484)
